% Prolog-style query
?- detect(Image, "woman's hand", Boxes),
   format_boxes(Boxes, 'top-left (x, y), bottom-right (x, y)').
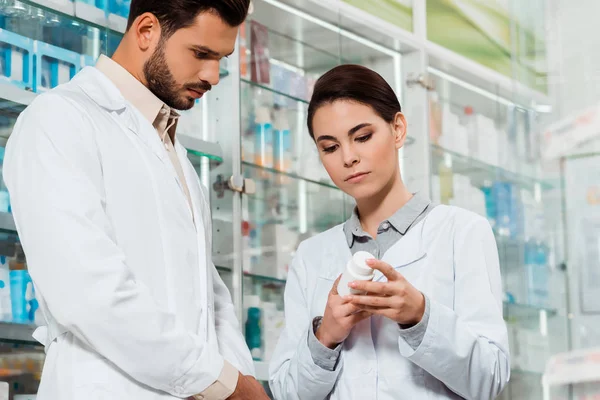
top-left (316, 275), bottom-right (372, 349)
top-left (345, 259), bottom-right (426, 326)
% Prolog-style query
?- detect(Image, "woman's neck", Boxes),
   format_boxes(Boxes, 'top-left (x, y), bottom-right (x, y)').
top-left (356, 175), bottom-right (412, 238)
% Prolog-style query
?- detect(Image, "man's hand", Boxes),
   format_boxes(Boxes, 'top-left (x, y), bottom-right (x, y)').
top-left (315, 275), bottom-right (372, 349)
top-left (227, 373), bottom-right (269, 400)
top-left (345, 259), bottom-right (426, 326)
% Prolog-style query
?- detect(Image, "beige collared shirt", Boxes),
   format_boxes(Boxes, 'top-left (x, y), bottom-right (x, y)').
top-left (95, 55), bottom-right (238, 400)
top-left (95, 55), bottom-right (193, 214)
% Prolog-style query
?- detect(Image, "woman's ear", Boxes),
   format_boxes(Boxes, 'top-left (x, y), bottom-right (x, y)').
top-left (392, 112), bottom-right (407, 150)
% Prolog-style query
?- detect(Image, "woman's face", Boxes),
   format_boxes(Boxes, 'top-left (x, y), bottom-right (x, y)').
top-left (312, 100), bottom-right (407, 201)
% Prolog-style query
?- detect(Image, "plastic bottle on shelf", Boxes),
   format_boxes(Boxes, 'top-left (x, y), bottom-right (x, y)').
top-left (0, 255), bottom-right (11, 321)
top-left (525, 240), bottom-right (549, 307)
top-left (481, 180), bottom-right (496, 230)
top-left (273, 106), bottom-right (291, 175)
top-left (464, 106), bottom-right (479, 159)
top-left (9, 243), bottom-right (31, 324)
top-left (438, 153), bottom-right (454, 205)
top-left (337, 251), bottom-right (376, 297)
top-left (493, 182), bottom-right (511, 237)
top-left (254, 105), bottom-right (273, 170)
top-left (244, 295), bottom-right (263, 361)
top-left (0, 147), bottom-right (10, 213)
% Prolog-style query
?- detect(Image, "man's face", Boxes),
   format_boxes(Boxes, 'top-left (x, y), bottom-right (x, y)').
top-left (143, 12), bottom-right (238, 110)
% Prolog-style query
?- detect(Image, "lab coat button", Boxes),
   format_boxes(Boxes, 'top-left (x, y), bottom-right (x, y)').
top-left (362, 364), bottom-right (372, 374)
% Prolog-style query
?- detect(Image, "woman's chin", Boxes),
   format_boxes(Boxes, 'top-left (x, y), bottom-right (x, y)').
top-left (341, 182), bottom-right (381, 202)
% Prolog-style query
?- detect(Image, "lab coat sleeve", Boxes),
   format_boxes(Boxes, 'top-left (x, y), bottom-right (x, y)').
top-left (210, 262), bottom-right (255, 376)
top-left (397, 216), bottom-right (510, 400)
top-left (269, 244), bottom-right (341, 400)
top-left (3, 94), bottom-right (227, 398)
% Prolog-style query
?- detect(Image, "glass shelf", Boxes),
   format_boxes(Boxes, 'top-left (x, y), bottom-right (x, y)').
top-left (0, 212), bottom-right (16, 233)
top-left (215, 265), bottom-right (286, 285)
top-left (431, 144), bottom-right (553, 192)
top-left (243, 161), bottom-right (337, 190)
top-left (504, 301), bottom-right (558, 322)
top-left (16, 0), bottom-right (124, 35)
top-left (0, 82), bottom-right (36, 116)
top-left (511, 368), bottom-right (543, 377)
top-left (241, 78), bottom-right (308, 106)
top-left (0, 322), bottom-right (37, 345)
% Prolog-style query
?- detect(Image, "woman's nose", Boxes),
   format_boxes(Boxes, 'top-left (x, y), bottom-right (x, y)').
top-left (343, 148), bottom-right (360, 168)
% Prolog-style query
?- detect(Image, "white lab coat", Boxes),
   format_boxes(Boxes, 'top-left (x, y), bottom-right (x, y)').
top-left (269, 205), bottom-right (510, 400)
top-left (4, 67), bottom-right (254, 399)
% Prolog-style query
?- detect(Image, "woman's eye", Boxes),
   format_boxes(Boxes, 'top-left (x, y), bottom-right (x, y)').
top-left (322, 145), bottom-right (338, 154)
top-left (356, 133), bottom-right (373, 143)
top-left (195, 52), bottom-right (209, 59)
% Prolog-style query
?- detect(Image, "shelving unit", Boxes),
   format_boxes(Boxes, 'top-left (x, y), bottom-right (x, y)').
top-left (0, 0), bottom-right (570, 398)
top-left (0, 323), bottom-right (37, 345)
top-left (431, 144), bottom-right (554, 192)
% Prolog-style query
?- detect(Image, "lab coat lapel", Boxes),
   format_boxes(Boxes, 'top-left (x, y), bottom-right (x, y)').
top-left (376, 225), bottom-right (427, 282)
top-left (73, 67), bottom-right (168, 166)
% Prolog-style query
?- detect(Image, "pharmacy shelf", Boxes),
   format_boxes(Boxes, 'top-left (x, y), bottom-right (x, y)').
top-left (504, 302), bottom-right (558, 323)
top-left (511, 368), bottom-right (543, 378)
top-left (179, 135), bottom-right (224, 164)
top-left (0, 322), bottom-right (38, 345)
top-left (0, 213), bottom-right (16, 234)
top-left (242, 78), bottom-right (309, 106)
top-left (0, 82), bottom-right (36, 116)
top-left (243, 161), bottom-right (337, 190)
top-left (18, 0), bottom-right (124, 35)
top-left (216, 265), bottom-right (286, 285)
top-left (431, 144), bottom-right (554, 192)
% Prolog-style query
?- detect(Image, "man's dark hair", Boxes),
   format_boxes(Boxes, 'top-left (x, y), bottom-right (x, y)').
top-left (127, 0), bottom-right (250, 36)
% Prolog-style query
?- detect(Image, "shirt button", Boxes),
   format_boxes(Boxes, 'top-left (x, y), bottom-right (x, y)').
top-left (381, 222), bottom-right (390, 230)
top-left (362, 364), bottom-right (373, 374)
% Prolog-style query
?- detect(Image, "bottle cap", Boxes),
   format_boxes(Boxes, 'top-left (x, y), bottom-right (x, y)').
top-left (255, 106), bottom-right (271, 124)
top-left (245, 295), bottom-right (261, 308)
top-left (347, 251), bottom-right (375, 279)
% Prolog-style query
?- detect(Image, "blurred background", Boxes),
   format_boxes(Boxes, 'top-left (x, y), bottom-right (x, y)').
top-left (0, 0), bottom-right (598, 398)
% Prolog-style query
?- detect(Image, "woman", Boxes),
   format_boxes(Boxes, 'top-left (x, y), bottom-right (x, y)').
top-left (269, 65), bottom-right (510, 400)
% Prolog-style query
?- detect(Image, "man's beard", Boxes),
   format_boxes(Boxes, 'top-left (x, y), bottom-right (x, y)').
top-left (143, 40), bottom-right (211, 111)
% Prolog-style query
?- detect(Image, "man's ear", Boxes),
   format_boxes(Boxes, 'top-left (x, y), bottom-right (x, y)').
top-left (132, 12), bottom-right (162, 52)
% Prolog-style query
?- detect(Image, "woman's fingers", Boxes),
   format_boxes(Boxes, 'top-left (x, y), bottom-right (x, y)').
top-left (366, 259), bottom-right (399, 281)
top-left (347, 294), bottom-right (393, 308)
top-left (348, 280), bottom-right (396, 295)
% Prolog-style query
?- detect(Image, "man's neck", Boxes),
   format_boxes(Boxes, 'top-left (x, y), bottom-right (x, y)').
top-left (111, 44), bottom-right (147, 87)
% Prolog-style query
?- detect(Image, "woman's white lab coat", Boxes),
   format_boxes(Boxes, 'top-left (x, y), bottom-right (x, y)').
top-left (3, 67), bottom-right (253, 399)
top-left (269, 205), bottom-right (510, 400)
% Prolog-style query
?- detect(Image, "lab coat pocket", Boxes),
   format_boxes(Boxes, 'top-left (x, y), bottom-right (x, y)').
top-left (313, 272), bottom-right (338, 317)
top-left (422, 253), bottom-right (455, 309)
top-left (70, 339), bottom-right (131, 399)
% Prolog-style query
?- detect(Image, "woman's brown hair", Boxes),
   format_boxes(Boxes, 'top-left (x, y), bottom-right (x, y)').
top-left (307, 64), bottom-right (401, 139)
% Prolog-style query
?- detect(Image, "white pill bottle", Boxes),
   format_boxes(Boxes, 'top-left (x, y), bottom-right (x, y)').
top-left (337, 251), bottom-right (376, 297)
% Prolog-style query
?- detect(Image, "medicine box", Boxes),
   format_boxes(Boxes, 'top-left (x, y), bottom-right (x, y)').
top-left (33, 41), bottom-right (81, 92)
top-left (0, 29), bottom-right (34, 90)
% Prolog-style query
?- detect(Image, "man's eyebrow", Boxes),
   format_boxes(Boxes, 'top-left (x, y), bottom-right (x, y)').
top-left (191, 45), bottom-right (220, 57)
